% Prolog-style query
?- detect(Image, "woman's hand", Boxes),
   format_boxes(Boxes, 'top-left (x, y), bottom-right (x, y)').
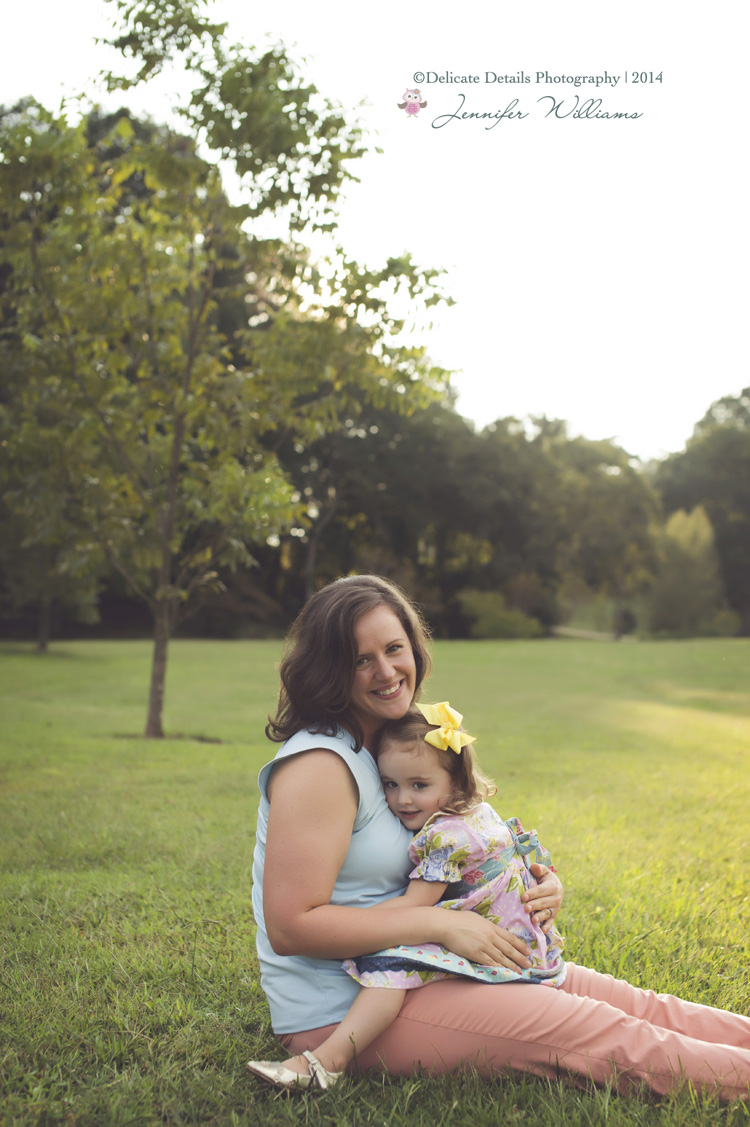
top-left (522, 864), bottom-right (563, 934)
top-left (436, 910), bottom-right (532, 970)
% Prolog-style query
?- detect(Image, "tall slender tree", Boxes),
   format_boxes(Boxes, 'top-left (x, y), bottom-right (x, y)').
top-left (0, 3), bottom-right (450, 735)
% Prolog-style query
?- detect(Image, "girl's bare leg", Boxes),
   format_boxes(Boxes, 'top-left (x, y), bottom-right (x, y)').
top-left (282, 987), bottom-right (406, 1076)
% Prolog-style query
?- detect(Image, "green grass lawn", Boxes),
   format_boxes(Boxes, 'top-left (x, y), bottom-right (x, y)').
top-left (1, 637), bottom-right (749, 1126)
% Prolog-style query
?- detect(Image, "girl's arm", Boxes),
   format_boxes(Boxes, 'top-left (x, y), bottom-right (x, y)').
top-left (370, 876), bottom-right (448, 909)
top-left (373, 858), bottom-right (563, 928)
top-left (263, 751), bottom-right (533, 970)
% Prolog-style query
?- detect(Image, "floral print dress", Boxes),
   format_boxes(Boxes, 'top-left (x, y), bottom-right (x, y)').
top-left (343, 802), bottom-right (566, 990)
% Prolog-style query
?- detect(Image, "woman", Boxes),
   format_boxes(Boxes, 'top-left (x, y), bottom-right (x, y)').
top-left (251, 575), bottom-right (750, 1098)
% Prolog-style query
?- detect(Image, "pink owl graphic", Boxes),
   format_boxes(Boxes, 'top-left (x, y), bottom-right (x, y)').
top-left (398, 88), bottom-right (427, 117)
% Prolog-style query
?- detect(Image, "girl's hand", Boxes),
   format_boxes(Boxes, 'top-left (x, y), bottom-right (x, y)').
top-left (522, 865), bottom-right (563, 934)
top-left (437, 910), bottom-right (532, 970)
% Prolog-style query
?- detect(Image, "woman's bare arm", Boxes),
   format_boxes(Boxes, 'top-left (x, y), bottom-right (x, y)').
top-left (263, 752), bottom-right (533, 969)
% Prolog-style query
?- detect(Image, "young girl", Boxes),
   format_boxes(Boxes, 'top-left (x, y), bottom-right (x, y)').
top-left (247, 701), bottom-right (564, 1091)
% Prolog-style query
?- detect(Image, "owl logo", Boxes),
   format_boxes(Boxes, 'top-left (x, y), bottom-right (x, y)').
top-left (398, 88), bottom-right (427, 117)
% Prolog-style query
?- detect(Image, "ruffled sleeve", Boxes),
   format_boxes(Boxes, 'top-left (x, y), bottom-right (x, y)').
top-left (408, 815), bottom-right (482, 884)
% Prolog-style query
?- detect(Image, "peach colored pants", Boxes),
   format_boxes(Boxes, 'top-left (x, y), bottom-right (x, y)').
top-left (279, 963), bottom-right (750, 1100)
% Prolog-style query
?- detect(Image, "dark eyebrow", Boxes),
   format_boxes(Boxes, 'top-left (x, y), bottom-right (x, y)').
top-left (356, 635), bottom-right (406, 659)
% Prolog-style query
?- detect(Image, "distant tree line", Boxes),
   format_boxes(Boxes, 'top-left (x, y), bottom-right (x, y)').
top-left (178, 387), bottom-right (750, 642)
top-left (1, 0), bottom-right (747, 740)
top-left (4, 364), bottom-right (748, 648)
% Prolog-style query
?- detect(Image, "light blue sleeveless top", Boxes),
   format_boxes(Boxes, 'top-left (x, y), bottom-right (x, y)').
top-left (252, 727), bottom-right (413, 1033)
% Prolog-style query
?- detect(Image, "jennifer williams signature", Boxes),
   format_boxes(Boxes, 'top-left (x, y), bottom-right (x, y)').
top-left (432, 92), bottom-right (643, 129)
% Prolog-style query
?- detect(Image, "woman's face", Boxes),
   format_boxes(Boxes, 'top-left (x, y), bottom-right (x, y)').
top-left (349, 604), bottom-right (417, 747)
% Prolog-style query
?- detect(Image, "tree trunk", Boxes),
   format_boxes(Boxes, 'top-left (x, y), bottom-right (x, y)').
top-left (145, 601), bottom-right (171, 738)
top-left (304, 498), bottom-right (338, 599)
top-left (303, 534), bottom-right (318, 601)
top-left (36, 595), bottom-right (52, 653)
top-left (742, 605), bottom-right (750, 637)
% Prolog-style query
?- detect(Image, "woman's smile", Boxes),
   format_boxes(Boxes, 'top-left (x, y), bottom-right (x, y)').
top-left (372, 681), bottom-right (405, 699)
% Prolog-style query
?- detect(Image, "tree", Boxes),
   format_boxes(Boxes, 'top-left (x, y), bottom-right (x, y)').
top-left (98, 0), bottom-right (366, 235)
top-left (268, 399), bottom-right (479, 629)
top-left (0, 103), bottom-right (297, 719)
top-left (456, 418), bottom-right (564, 609)
top-left (646, 507), bottom-right (737, 636)
top-left (265, 410), bottom-right (659, 638)
top-left (0, 442), bottom-right (104, 653)
top-left (656, 389), bottom-right (750, 634)
top-left (0, 7), bottom-right (449, 734)
top-left (533, 426), bottom-right (658, 633)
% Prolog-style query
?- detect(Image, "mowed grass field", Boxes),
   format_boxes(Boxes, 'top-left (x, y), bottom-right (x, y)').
top-left (1, 637), bottom-right (749, 1127)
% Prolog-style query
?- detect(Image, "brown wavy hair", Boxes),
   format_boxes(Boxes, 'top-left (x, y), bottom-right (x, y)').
top-left (374, 706), bottom-right (497, 816)
top-left (266, 575), bottom-right (432, 751)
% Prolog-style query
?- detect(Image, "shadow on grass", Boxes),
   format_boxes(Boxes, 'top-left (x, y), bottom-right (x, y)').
top-left (0, 644), bottom-right (90, 660)
top-left (113, 732), bottom-right (225, 743)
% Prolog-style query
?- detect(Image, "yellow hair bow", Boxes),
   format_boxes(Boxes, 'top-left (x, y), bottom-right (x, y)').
top-left (416, 701), bottom-right (476, 754)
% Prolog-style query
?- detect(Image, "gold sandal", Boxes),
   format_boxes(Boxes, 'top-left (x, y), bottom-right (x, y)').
top-left (246, 1049), bottom-right (343, 1091)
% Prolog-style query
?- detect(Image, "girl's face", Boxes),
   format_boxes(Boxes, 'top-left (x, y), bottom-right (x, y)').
top-left (378, 740), bottom-right (454, 831)
top-left (349, 605), bottom-right (417, 746)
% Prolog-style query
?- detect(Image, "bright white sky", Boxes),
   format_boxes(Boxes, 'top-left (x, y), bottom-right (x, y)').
top-left (2, 0), bottom-right (747, 460)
